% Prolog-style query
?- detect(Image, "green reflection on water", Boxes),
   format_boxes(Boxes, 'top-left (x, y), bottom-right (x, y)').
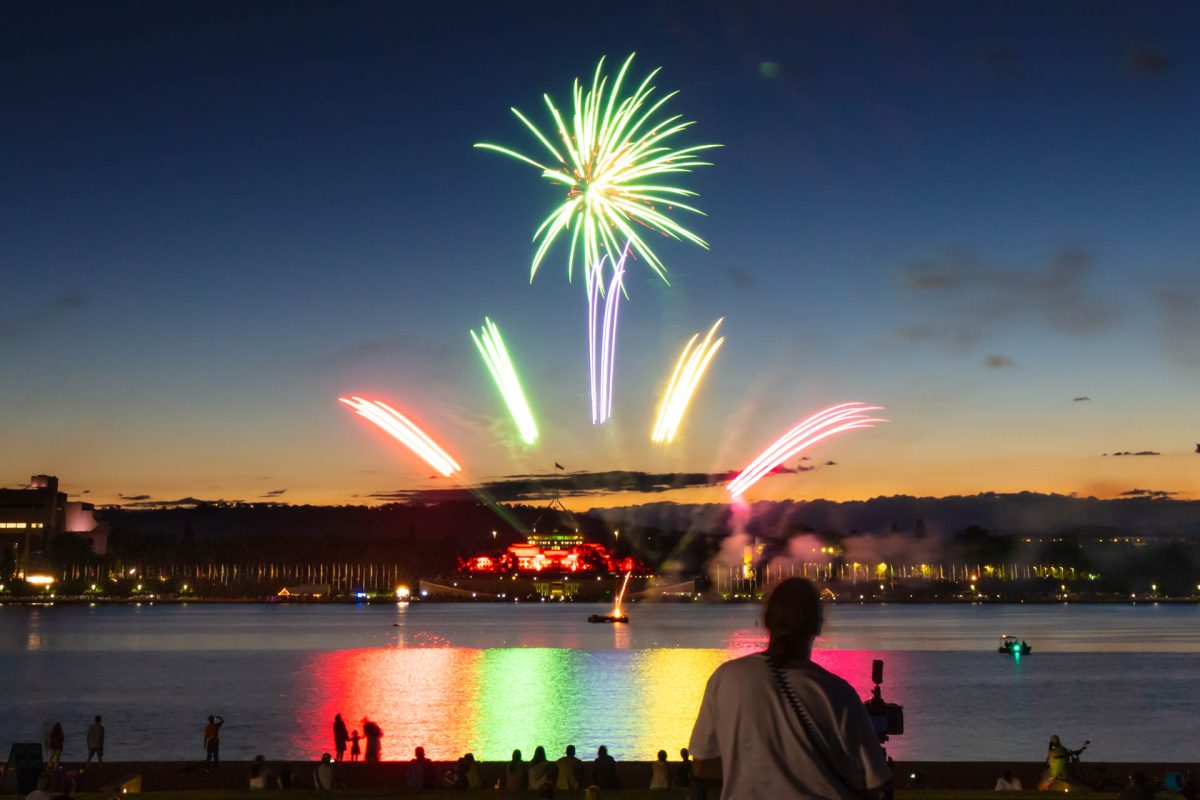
top-left (473, 648), bottom-right (584, 757)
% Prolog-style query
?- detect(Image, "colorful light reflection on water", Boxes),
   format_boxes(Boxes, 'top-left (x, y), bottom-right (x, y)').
top-left (296, 640), bottom-right (913, 761)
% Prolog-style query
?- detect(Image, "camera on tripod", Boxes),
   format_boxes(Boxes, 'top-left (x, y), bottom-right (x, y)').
top-left (864, 658), bottom-right (904, 741)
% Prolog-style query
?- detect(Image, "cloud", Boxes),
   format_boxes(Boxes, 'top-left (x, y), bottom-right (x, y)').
top-left (118, 494), bottom-right (152, 502)
top-left (897, 249), bottom-right (1117, 351)
top-left (1128, 47), bottom-right (1173, 76)
top-left (1119, 488), bottom-right (1176, 499)
top-left (119, 496), bottom-right (242, 508)
top-left (263, 489), bottom-right (287, 497)
top-left (1106, 451), bottom-right (1161, 457)
top-left (368, 469), bottom-right (740, 503)
top-left (725, 265), bottom-right (755, 289)
top-left (985, 354), bottom-right (1016, 368)
top-left (1157, 289), bottom-right (1199, 369)
top-left (325, 336), bottom-right (409, 366)
top-left (0, 292), bottom-right (89, 344)
top-left (1073, 396), bottom-right (1091, 402)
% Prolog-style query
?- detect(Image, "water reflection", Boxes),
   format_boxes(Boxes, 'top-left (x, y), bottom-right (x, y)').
top-left (298, 645), bottom-right (913, 760)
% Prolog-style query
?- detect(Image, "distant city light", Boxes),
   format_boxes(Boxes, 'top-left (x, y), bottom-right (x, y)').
top-left (395, 586), bottom-right (411, 600)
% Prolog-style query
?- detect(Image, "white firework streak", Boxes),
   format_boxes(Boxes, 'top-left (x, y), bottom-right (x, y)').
top-left (339, 396), bottom-right (463, 477)
top-left (651, 318), bottom-right (725, 443)
top-left (726, 402), bottom-right (886, 497)
top-left (588, 246), bottom-right (628, 424)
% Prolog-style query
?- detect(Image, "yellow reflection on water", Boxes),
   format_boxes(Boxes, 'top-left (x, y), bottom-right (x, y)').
top-left (631, 648), bottom-right (731, 759)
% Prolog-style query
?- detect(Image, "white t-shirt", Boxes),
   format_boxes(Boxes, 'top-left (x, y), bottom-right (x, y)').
top-left (689, 653), bottom-right (890, 800)
top-left (995, 776), bottom-right (1023, 790)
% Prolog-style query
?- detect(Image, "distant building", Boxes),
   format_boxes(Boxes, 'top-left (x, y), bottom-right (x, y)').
top-left (0, 475), bottom-right (108, 579)
top-left (460, 532), bottom-right (642, 575)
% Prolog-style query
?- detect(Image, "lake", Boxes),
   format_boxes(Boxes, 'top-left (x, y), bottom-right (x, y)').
top-left (2, 602), bottom-right (1198, 763)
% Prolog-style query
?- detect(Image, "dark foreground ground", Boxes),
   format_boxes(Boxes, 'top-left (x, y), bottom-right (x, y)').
top-left (16, 759), bottom-right (1196, 797)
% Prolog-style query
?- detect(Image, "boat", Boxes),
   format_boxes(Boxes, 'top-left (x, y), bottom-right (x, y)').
top-left (998, 634), bottom-right (1031, 656)
top-left (588, 570), bottom-right (632, 624)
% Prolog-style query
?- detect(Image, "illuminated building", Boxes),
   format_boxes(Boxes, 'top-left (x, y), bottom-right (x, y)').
top-left (0, 474), bottom-right (108, 579)
top-left (460, 533), bottom-right (641, 575)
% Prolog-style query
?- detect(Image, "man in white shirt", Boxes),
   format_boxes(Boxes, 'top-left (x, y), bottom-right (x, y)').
top-left (689, 578), bottom-right (891, 799)
top-left (24, 774), bottom-right (53, 800)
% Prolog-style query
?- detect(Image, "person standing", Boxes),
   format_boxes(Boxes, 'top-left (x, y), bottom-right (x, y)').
top-left (86, 715), bottom-right (106, 763)
top-left (332, 714), bottom-right (349, 763)
top-left (689, 578), bottom-right (890, 799)
top-left (361, 719), bottom-right (382, 762)
top-left (349, 730), bottom-right (361, 762)
top-left (203, 715), bottom-right (224, 766)
top-left (46, 722), bottom-right (65, 768)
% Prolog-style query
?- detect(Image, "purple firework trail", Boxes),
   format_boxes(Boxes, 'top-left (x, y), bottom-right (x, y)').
top-left (588, 245), bottom-right (628, 424)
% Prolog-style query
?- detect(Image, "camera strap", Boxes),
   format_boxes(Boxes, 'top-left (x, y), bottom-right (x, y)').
top-left (767, 655), bottom-right (862, 796)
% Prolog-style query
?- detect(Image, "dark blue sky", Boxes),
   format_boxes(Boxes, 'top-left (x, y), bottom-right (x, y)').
top-left (3, 2), bottom-right (1197, 505)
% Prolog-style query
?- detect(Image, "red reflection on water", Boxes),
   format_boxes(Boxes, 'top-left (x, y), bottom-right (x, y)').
top-left (297, 647), bottom-right (482, 761)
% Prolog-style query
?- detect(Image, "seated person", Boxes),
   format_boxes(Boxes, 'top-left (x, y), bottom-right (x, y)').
top-left (248, 755), bottom-right (275, 790)
top-left (995, 768), bottom-right (1022, 790)
top-left (314, 752), bottom-right (336, 791)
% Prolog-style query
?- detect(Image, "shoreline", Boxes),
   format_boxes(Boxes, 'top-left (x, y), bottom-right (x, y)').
top-left (23, 759), bottom-right (1198, 793)
top-left (3, 596), bottom-right (1198, 605)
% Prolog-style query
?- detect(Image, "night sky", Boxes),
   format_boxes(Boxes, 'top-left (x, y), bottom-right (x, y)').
top-left (4, 1), bottom-right (1198, 508)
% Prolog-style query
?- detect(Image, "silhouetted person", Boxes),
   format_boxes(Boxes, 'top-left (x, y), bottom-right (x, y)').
top-left (332, 714), bottom-right (348, 762)
top-left (555, 744), bottom-right (582, 790)
top-left (650, 750), bottom-right (670, 789)
top-left (86, 716), bottom-right (105, 763)
top-left (1120, 771), bottom-right (1155, 800)
top-left (676, 747), bottom-right (693, 788)
top-left (248, 754), bottom-right (274, 789)
top-left (506, 750), bottom-right (528, 791)
top-left (528, 746), bottom-right (553, 791)
top-left (25, 774), bottom-right (53, 800)
top-left (593, 745), bottom-right (619, 790)
top-left (689, 577), bottom-right (890, 799)
top-left (349, 730), bottom-right (360, 761)
top-left (453, 752), bottom-right (481, 790)
top-left (203, 715), bottom-right (224, 765)
top-left (408, 746), bottom-right (435, 790)
top-left (314, 753), bottom-right (336, 791)
top-left (47, 722), bottom-right (65, 768)
top-left (361, 719), bottom-right (382, 762)
top-left (994, 768), bottom-right (1022, 790)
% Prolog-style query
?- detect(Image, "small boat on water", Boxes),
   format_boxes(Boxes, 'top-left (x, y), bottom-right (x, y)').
top-left (998, 634), bottom-right (1031, 656)
top-left (588, 570), bottom-right (632, 624)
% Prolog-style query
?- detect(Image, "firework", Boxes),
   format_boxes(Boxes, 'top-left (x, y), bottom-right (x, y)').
top-left (476, 53), bottom-right (719, 287)
top-left (726, 403), bottom-right (886, 497)
top-left (339, 396), bottom-right (463, 477)
top-left (588, 248), bottom-right (627, 423)
top-left (471, 318), bottom-right (539, 444)
top-left (651, 318), bottom-right (725, 443)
